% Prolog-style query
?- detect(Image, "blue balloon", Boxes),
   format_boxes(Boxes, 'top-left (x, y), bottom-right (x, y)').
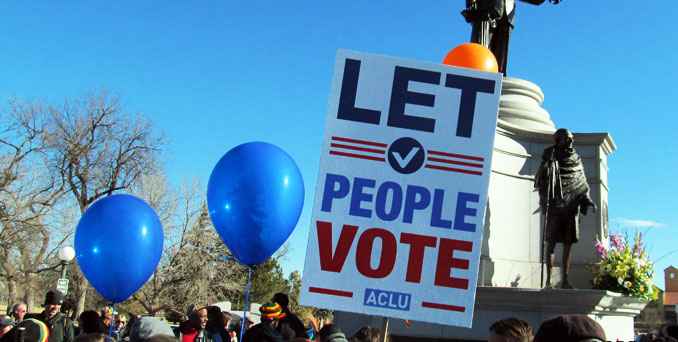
top-left (75, 194), bottom-right (163, 303)
top-left (207, 142), bottom-right (304, 266)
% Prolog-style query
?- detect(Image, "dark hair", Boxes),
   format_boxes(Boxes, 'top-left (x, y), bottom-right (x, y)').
top-left (489, 318), bottom-right (533, 342)
top-left (11, 303), bottom-right (27, 313)
top-left (534, 315), bottom-right (604, 342)
top-left (187, 307), bottom-right (207, 331)
top-left (79, 311), bottom-right (104, 334)
top-left (272, 293), bottom-right (290, 308)
top-left (350, 326), bottom-right (380, 342)
top-left (205, 306), bottom-right (224, 333)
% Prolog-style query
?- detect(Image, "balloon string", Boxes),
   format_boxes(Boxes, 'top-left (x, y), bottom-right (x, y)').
top-left (109, 303), bottom-right (115, 338)
top-left (239, 267), bottom-right (252, 342)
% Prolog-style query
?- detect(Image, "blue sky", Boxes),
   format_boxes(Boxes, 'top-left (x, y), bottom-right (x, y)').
top-left (1, 1), bottom-right (676, 290)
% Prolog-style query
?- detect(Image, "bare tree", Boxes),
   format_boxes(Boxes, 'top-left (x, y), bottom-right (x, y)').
top-left (127, 172), bottom-right (187, 315)
top-left (1, 92), bottom-right (298, 318)
top-left (132, 191), bottom-right (245, 316)
top-left (0, 101), bottom-right (64, 309)
top-left (45, 91), bottom-right (162, 315)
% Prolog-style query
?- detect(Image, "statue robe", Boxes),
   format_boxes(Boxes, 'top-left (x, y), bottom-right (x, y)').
top-left (535, 146), bottom-right (591, 243)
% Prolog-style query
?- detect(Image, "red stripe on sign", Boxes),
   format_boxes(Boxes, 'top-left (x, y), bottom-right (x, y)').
top-left (428, 150), bottom-right (484, 162)
top-left (330, 143), bottom-right (385, 155)
top-left (330, 150), bottom-right (385, 162)
top-left (421, 301), bottom-right (466, 312)
top-left (425, 164), bottom-right (482, 176)
top-left (331, 136), bottom-right (388, 148)
top-left (309, 287), bottom-right (354, 298)
top-left (427, 156), bottom-right (483, 168)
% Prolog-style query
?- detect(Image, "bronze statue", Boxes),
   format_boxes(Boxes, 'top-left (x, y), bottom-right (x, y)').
top-left (462, 0), bottom-right (561, 75)
top-left (534, 129), bottom-right (596, 289)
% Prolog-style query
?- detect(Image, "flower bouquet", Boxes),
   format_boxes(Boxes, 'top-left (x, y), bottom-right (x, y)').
top-left (592, 233), bottom-right (657, 301)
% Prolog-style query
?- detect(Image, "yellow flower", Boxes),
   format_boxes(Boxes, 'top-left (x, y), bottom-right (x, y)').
top-left (624, 281), bottom-right (632, 289)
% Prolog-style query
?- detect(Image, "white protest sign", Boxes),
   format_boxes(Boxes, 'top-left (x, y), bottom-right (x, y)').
top-left (300, 50), bottom-right (502, 327)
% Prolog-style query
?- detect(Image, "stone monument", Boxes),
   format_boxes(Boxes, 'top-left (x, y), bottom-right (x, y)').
top-left (332, 3), bottom-right (648, 341)
top-left (335, 78), bottom-right (643, 342)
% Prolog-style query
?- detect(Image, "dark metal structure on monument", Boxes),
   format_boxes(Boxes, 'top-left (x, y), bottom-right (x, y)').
top-left (534, 129), bottom-right (597, 289)
top-left (462, 0), bottom-right (562, 74)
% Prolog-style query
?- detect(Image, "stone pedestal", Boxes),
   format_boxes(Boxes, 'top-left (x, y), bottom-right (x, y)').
top-left (334, 287), bottom-right (647, 341)
top-left (480, 77), bottom-right (616, 289)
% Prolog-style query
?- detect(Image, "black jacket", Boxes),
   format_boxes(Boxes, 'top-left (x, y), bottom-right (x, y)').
top-left (27, 312), bottom-right (74, 342)
top-left (277, 311), bottom-right (307, 339)
top-left (242, 321), bottom-right (283, 342)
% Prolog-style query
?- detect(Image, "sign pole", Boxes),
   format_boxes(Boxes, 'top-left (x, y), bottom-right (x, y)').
top-left (380, 317), bottom-right (389, 342)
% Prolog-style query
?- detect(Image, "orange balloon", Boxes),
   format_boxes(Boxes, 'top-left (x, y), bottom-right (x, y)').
top-left (442, 43), bottom-right (499, 73)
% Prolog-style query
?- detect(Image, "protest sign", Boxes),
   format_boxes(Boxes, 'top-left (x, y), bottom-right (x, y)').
top-left (301, 50), bottom-right (502, 327)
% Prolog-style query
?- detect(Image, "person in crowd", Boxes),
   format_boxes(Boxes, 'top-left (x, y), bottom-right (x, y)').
top-left (0, 318), bottom-right (49, 342)
top-left (488, 318), bottom-right (533, 342)
top-left (78, 310), bottom-right (114, 342)
top-left (0, 316), bottom-right (14, 339)
top-left (115, 316), bottom-right (127, 338)
top-left (272, 293), bottom-right (308, 339)
top-left (205, 306), bottom-right (227, 342)
top-left (242, 303), bottom-right (284, 342)
top-left (79, 310), bottom-right (103, 334)
top-left (220, 312), bottom-right (237, 342)
top-left (121, 314), bottom-right (141, 341)
top-left (349, 326), bottom-right (380, 342)
top-left (129, 317), bottom-right (175, 342)
top-left (100, 307), bottom-right (116, 338)
top-left (533, 315), bottom-right (605, 342)
top-left (10, 303), bottom-right (27, 323)
top-left (318, 324), bottom-right (348, 342)
top-left (27, 289), bottom-right (75, 342)
top-left (180, 306), bottom-right (214, 342)
top-left (228, 315), bottom-right (254, 342)
top-left (302, 314), bottom-right (319, 341)
top-left (60, 300), bottom-right (76, 324)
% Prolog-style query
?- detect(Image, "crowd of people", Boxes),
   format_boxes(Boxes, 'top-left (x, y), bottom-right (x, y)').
top-left (2, 289), bottom-right (678, 342)
top-left (0, 290), bottom-right (380, 342)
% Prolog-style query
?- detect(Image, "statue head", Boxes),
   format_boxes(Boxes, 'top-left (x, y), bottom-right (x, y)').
top-left (554, 128), bottom-right (573, 149)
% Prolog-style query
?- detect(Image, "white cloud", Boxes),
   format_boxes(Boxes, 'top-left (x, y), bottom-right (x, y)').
top-left (613, 217), bottom-right (667, 229)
